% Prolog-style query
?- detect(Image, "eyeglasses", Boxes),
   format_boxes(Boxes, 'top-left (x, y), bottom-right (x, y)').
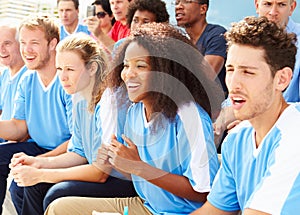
top-left (96, 11), bottom-right (107, 19)
top-left (171, 0), bottom-right (203, 5)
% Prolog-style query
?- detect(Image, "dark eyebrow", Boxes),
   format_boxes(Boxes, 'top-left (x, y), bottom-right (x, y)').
top-left (226, 64), bottom-right (258, 70)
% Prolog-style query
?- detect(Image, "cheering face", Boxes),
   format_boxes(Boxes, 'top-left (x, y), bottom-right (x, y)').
top-left (121, 42), bottom-right (152, 103)
top-left (255, 0), bottom-right (296, 28)
top-left (225, 44), bottom-right (276, 121)
top-left (175, 0), bottom-right (203, 27)
top-left (56, 51), bottom-right (91, 95)
top-left (0, 26), bottom-right (22, 68)
top-left (19, 27), bottom-right (52, 71)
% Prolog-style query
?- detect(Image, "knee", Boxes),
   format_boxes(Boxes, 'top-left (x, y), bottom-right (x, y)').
top-left (44, 198), bottom-right (65, 215)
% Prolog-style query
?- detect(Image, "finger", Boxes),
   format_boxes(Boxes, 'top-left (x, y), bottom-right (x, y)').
top-left (12, 152), bottom-right (25, 159)
top-left (122, 135), bottom-right (135, 148)
top-left (227, 120), bottom-right (241, 131)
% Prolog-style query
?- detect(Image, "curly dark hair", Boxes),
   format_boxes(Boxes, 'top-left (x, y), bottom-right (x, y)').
top-left (126, 0), bottom-right (169, 28)
top-left (225, 16), bottom-right (297, 77)
top-left (107, 22), bottom-right (223, 120)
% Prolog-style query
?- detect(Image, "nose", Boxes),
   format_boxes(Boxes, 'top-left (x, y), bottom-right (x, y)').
top-left (58, 69), bottom-right (68, 81)
top-left (0, 44), bottom-right (6, 53)
top-left (122, 66), bottom-right (137, 81)
top-left (226, 70), bottom-right (242, 91)
top-left (269, 4), bottom-right (278, 16)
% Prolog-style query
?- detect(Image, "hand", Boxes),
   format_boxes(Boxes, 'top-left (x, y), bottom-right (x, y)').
top-left (227, 120), bottom-right (242, 132)
top-left (93, 143), bottom-right (112, 174)
top-left (213, 106), bottom-right (236, 148)
top-left (11, 165), bottom-right (41, 186)
top-left (84, 16), bottom-right (103, 37)
top-left (108, 135), bottom-right (142, 174)
top-left (9, 152), bottom-right (38, 169)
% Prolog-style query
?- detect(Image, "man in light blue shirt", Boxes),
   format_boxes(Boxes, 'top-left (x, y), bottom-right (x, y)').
top-left (0, 21), bottom-right (28, 137)
top-left (0, 15), bottom-right (73, 214)
top-left (192, 16), bottom-right (299, 215)
top-left (214, 0), bottom-right (300, 146)
top-left (58, 0), bottom-right (90, 40)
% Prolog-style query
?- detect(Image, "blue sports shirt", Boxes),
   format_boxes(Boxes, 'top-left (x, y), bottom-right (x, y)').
top-left (208, 103), bottom-right (300, 214)
top-left (283, 18), bottom-right (300, 102)
top-left (125, 101), bottom-right (219, 215)
top-left (59, 23), bottom-right (90, 41)
top-left (0, 66), bottom-right (28, 120)
top-left (13, 71), bottom-right (73, 150)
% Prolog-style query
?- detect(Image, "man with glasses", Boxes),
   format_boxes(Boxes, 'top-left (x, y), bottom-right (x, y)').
top-left (58, 0), bottom-right (90, 40)
top-left (175, 0), bottom-right (228, 99)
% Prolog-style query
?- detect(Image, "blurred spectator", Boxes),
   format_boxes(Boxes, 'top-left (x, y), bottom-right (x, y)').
top-left (58, 0), bottom-right (90, 40)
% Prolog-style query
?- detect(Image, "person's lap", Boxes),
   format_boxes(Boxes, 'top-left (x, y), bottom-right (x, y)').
top-left (45, 196), bottom-right (152, 215)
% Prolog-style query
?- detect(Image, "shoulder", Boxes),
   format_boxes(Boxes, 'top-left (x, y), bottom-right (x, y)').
top-left (206, 23), bottom-right (227, 34)
top-left (177, 101), bottom-right (212, 130)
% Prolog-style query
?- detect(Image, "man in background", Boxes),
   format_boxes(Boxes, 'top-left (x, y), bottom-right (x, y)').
top-left (58, 0), bottom-right (90, 40)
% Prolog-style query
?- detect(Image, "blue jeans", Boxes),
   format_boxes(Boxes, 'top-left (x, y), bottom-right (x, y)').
top-left (0, 142), bottom-right (48, 215)
top-left (20, 177), bottom-right (137, 215)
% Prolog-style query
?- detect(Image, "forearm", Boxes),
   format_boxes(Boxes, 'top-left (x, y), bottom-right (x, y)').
top-left (38, 140), bottom-right (69, 157)
top-left (96, 32), bottom-right (115, 52)
top-left (0, 119), bottom-right (28, 141)
top-left (133, 162), bottom-right (208, 202)
top-left (39, 164), bottom-right (109, 183)
top-left (38, 152), bottom-right (87, 169)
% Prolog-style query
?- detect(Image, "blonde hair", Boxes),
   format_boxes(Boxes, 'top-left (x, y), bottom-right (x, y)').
top-left (56, 33), bottom-right (108, 112)
top-left (19, 15), bottom-right (59, 43)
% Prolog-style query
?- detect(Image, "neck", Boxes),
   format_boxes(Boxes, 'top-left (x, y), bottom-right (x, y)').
top-left (142, 99), bottom-right (155, 122)
top-left (119, 18), bottom-right (127, 26)
top-left (37, 53), bottom-right (57, 87)
top-left (185, 18), bottom-right (207, 45)
top-left (9, 60), bottom-right (25, 76)
top-left (65, 19), bottom-right (79, 34)
top-left (250, 96), bottom-right (288, 147)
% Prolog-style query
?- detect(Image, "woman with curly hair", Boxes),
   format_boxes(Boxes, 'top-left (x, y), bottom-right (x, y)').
top-left (45, 22), bottom-right (222, 215)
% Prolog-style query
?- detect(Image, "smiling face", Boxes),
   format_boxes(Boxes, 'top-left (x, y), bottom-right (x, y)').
top-left (19, 27), bottom-right (52, 70)
top-left (121, 42), bottom-right (152, 103)
top-left (255, 0), bottom-right (296, 28)
top-left (0, 26), bottom-right (22, 69)
top-left (56, 50), bottom-right (91, 95)
top-left (225, 44), bottom-right (276, 121)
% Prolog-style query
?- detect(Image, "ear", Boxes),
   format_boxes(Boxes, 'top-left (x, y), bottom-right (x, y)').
top-left (200, 4), bottom-right (208, 15)
top-left (254, 0), bottom-right (259, 14)
top-left (49, 38), bottom-right (58, 51)
top-left (89, 61), bottom-right (98, 77)
top-left (289, 1), bottom-right (297, 16)
top-left (274, 67), bottom-right (293, 92)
